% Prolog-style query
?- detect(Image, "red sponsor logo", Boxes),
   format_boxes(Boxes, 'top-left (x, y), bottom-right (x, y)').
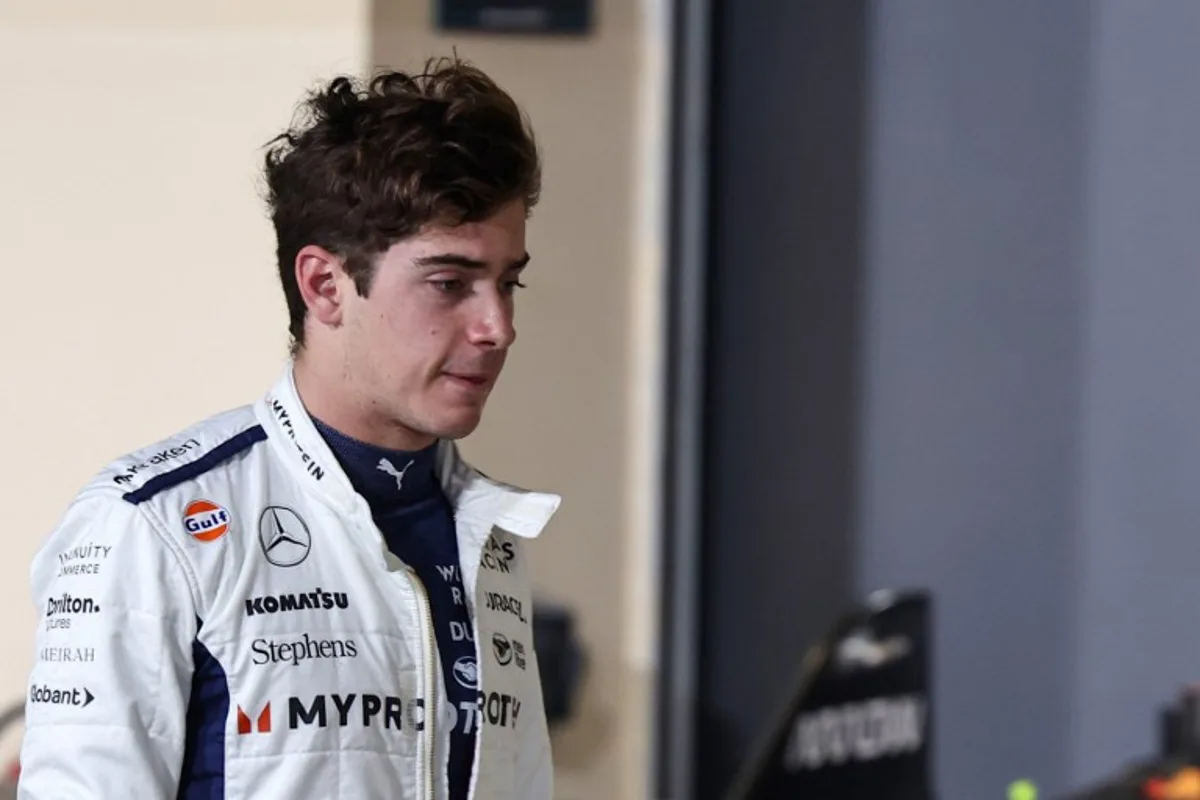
top-left (237, 703), bottom-right (271, 734)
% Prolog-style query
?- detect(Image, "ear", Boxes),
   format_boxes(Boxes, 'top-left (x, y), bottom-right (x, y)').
top-left (295, 245), bottom-right (347, 329)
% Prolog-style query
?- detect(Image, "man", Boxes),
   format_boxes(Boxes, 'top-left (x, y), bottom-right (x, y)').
top-left (19, 57), bottom-right (560, 799)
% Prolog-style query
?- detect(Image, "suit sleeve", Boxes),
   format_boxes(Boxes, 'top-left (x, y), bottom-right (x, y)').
top-left (18, 493), bottom-right (198, 799)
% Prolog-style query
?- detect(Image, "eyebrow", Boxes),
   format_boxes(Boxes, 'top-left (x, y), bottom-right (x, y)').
top-left (413, 252), bottom-right (531, 271)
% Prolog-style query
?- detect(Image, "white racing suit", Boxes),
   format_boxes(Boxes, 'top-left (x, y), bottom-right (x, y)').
top-left (18, 364), bottom-right (560, 799)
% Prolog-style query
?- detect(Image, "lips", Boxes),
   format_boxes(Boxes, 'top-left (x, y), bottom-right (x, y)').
top-left (442, 372), bottom-right (496, 394)
top-left (444, 373), bottom-right (489, 386)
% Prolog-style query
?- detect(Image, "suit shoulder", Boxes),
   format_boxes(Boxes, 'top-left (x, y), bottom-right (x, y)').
top-left (86, 404), bottom-right (263, 502)
top-left (36, 402), bottom-right (257, 576)
top-left (40, 405), bottom-right (268, 606)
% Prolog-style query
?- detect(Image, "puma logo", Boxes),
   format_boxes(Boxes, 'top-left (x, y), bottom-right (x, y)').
top-left (377, 458), bottom-right (415, 491)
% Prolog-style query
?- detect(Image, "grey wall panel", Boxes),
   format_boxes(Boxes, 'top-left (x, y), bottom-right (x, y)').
top-left (855, 1), bottom-right (1091, 796)
top-left (1070, 0), bottom-right (1200, 785)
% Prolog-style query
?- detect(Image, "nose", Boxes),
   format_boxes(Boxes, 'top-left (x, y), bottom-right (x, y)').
top-left (466, 292), bottom-right (516, 350)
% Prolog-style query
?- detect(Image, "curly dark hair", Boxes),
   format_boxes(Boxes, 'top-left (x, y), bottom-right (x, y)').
top-left (263, 56), bottom-right (541, 353)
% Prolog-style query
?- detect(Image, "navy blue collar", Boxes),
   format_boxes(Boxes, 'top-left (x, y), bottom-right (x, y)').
top-left (311, 417), bottom-right (440, 514)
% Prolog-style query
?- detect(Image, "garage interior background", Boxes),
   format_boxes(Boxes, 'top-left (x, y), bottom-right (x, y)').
top-left (6, 2), bottom-right (1200, 800)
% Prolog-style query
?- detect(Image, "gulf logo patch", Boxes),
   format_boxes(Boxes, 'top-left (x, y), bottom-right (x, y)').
top-left (183, 499), bottom-right (231, 542)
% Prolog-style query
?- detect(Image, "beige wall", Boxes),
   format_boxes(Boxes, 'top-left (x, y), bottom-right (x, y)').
top-left (0, 0), bottom-right (371, 762)
top-left (0, 2), bottom-right (665, 796)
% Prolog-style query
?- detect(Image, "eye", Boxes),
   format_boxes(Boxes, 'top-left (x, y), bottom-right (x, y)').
top-left (503, 279), bottom-right (527, 295)
top-left (432, 279), bottom-right (466, 294)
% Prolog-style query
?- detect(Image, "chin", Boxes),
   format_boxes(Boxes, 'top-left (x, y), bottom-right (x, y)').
top-left (427, 411), bottom-right (485, 441)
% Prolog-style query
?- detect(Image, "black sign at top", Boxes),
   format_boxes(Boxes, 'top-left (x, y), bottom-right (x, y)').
top-left (436, 0), bottom-right (593, 35)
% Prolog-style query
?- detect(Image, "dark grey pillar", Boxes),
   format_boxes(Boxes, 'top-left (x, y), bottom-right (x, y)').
top-left (693, 1), bottom-right (871, 797)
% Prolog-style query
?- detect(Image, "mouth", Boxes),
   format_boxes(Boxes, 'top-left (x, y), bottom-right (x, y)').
top-left (443, 372), bottom-right (492, 389)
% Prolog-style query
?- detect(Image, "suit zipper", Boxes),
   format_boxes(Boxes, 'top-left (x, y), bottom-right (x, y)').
top-left (406, 566), bottom-right (438, 800)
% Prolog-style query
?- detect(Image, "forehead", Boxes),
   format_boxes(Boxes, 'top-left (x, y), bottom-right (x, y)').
top-left (403, 200), bottom-right (528, 263)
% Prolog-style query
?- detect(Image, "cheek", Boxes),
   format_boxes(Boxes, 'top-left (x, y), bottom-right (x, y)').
top-left (376, 304), bottom-right (439, 343)
top-left (363, 291), bottom-right (457, 364)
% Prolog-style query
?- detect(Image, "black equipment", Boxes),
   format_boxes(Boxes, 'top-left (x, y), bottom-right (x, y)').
top-left (724, 589), bottom-right (935, 800)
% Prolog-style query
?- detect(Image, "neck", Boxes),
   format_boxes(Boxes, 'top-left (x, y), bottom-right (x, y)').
top-left (293, 351), bottom-right (436, 452)
top-left (311, 417), bottom-right (439, 512)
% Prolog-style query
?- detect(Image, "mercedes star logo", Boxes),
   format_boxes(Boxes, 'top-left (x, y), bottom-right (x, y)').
top-left (258, 506), bottom-right (311, 568)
